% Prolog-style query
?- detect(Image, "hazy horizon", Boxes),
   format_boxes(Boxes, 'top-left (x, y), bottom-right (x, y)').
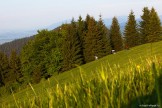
top-left (0, 0), bottom-right (162, 32)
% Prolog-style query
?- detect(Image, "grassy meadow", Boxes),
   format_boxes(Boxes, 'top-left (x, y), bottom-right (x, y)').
top-left (0, 41), bottom-right (162, 107)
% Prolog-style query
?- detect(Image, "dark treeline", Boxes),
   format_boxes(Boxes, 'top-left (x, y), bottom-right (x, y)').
top-left (20, 15), bottom-right (112, 84)
top-left (0, 7), bottom-right (162, 97)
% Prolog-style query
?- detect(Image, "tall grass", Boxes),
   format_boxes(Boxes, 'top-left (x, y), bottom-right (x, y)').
top-left (1, 57), bottom-right (162, 108)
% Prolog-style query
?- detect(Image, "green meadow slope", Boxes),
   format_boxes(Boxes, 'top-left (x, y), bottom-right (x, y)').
top-left (0, 41), bottom-right (162, 105)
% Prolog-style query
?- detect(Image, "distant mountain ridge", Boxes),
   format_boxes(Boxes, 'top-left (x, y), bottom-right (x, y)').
top-left (0, 36), bottom-right (34, 56)
top-left (47, 19), bottom-right (71, 30)
top-left (0, 15), bottom-right (162, 55)
top-left (0, 15), bottom-right (162, 44)
top-left (0, 30), bottom-right (37, 44)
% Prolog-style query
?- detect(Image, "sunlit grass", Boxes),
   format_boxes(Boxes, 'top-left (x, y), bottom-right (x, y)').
top-left (1, 56), bottom-right (162, 108)
top-left (0, 41), bottom-right (162, 107)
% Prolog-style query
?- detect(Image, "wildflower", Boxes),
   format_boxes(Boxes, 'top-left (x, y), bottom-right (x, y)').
top-left (101, 71), bottom-right (106, 81)
top-left (137, 65), bottom-right (140, 69)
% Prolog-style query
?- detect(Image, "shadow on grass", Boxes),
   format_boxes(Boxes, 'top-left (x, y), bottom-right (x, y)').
top-left (126, 90), bottom-right (158, 108)
top-left (125, 64), bottom-right (162, 108)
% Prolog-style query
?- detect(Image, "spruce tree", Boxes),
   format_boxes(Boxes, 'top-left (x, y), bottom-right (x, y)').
top-left (77, 16), bottom-right (86, 63)
top-left (109, 17), bottom-right (123, 51)
top-left (78, 16), bottom-right (86, 44)
top-left (148, 7), bottom-right (162, 43)
top-left (0, 72), bottom-right (3, 86)
top-left (0, 52), bottom-right (11, 85)
top-left (96, 15), bottom-right (111, 57)
top-left (84, 16), bottom-right (98, 62)
top-left (140, 7), bottom-right (150, 44)
top-left (85, 14), bottom-right (91, 30)
top-left (0, 52), bottom-right (5, 86)
top-left (124, 11), bottom-right (139, 48)
top-left (9, 50), bottom-right (22, 83)
top-left (61, 19), bottom-right (83, 71)
top-left (84, 15), bottom-right (111, 62)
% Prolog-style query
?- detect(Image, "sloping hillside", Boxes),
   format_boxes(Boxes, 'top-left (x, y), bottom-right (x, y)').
top-left (0, 41), bottom-right (162, 105)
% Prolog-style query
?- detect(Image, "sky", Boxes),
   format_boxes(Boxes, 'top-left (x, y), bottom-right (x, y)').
top-left (0, 0), bottom-right (162, 31)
